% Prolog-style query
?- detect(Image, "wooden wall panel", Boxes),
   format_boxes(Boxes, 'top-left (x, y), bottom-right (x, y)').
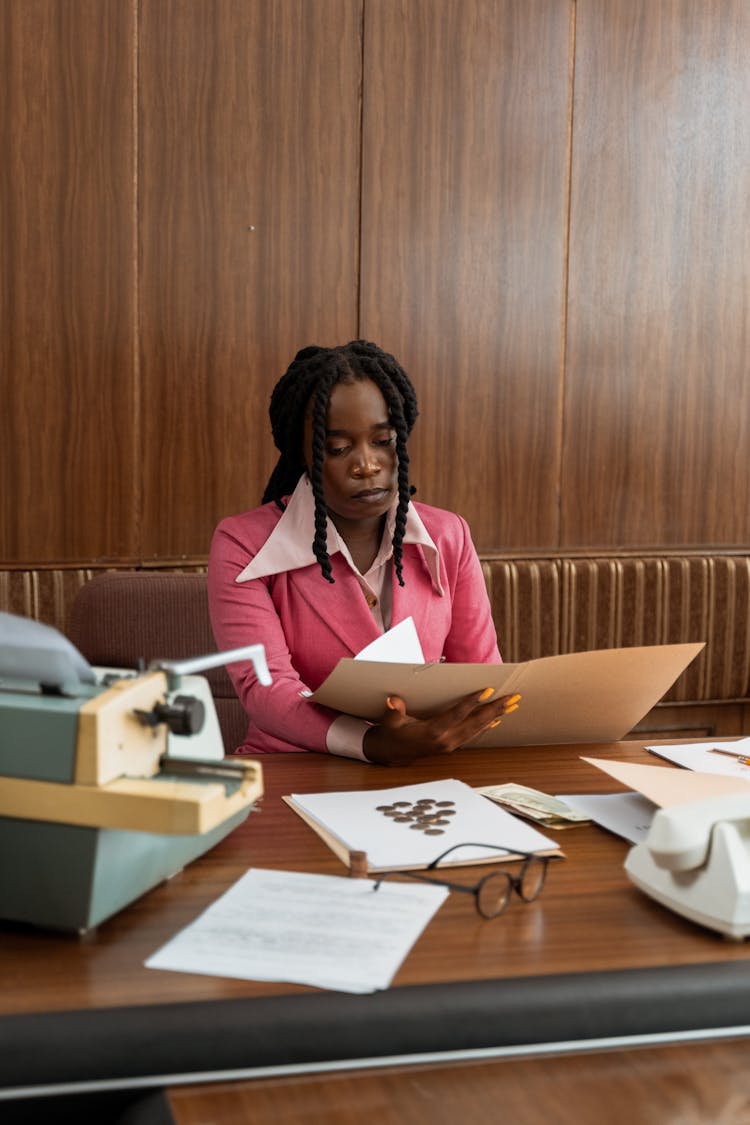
top-left (563, 0), bottom-right (750, 547)
top-left (360, 0), bottom-right (573, 551)
top-left (0, 0), bottom-right (137, 563)
top-left (4, 0), bottom-right (750, 571)
top-left (138, 0), bottom-right (363, 559)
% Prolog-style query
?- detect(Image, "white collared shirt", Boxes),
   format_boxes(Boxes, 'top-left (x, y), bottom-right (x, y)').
top-left (236, 475), bottom-right (443, 630)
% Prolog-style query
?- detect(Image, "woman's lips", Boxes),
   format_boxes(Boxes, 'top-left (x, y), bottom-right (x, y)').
top-left (351, 487), bottom-right (391, 503)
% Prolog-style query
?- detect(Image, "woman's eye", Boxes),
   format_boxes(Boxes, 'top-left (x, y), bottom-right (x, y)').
top-left (374, 435), bottom-right (396, 447)
top-left (327, 445), bottom-right (350, 457)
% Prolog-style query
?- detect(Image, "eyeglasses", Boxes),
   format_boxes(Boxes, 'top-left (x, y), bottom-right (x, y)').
top-left (372, 842), bottom-right (557, 919)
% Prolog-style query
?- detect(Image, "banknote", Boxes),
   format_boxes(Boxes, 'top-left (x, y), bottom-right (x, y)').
top-left (476, 783), bottom-right (591, 827)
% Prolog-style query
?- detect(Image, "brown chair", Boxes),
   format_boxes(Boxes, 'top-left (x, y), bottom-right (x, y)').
top-left (67, 571), bottom-right (248, 753)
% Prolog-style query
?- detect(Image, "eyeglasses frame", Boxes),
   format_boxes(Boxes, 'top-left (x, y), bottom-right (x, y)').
top-left (372, 841), bottom-right (561, 920)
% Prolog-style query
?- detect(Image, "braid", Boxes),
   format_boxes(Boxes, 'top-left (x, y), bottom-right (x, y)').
top-left (262, 346), bottom-right (326, 505)
top-left (346, 343), bottom-right (416, 585)
top-left (261, 339), bottom-right (419, 584)
top-left (309, 364), bottom-right (341, 582)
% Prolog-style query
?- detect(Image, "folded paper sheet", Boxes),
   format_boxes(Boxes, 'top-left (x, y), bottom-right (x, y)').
top-left (310, 643), bottom-right (704, 747)
top-left (582, 757), bottom-right (750, 807)
top-left (555, 791), bottom-right (657, 844)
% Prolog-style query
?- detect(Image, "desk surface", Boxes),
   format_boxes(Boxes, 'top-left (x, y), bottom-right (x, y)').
top-left (2, 739), bottom-right (750, 1103)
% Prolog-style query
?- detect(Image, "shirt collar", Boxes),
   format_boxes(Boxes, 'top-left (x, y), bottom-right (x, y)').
top-left (235, 475), bottom-right (443, 593)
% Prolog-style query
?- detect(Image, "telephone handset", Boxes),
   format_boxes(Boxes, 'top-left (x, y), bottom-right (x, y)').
top-left (624, 793), bottom-right (750, 940)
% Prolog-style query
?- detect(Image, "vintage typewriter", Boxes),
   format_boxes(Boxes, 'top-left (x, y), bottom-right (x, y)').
top-left (0, 612), bottom-right (268, 932)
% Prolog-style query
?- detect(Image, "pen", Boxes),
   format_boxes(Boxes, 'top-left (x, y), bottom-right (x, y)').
top-left (710, 747), bottom-right (750, 766)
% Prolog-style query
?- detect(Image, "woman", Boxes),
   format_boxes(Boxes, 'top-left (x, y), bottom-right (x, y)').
top-left (208, 340), bottom-right (518, 764)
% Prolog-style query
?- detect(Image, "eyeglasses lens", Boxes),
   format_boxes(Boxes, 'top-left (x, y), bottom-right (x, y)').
top-left (518, 857), bottom-right (547, 902)
top-left (476, 872), bottom-right (513, 918)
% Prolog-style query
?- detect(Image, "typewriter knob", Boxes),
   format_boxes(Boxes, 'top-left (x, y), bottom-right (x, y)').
top-left (135, 694), bottom-right (205, 736)
top-left (154, 694), bottom-right (205, 735)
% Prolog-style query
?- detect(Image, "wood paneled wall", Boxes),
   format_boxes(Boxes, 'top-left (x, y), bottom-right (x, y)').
top-left (360, 0), bottom-right (571, 547)
top-left (138, 0), bottom-right (362, 558)
top-left (563, 0), bottom-right (750, 547)
top-left (1, 0), bottom-right (137, 561)
top-left (2, 0), bottom-right (748, 567)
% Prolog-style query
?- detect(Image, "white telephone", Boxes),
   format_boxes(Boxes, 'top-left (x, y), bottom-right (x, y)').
top-left (624, 794), bottom-right (750, 940)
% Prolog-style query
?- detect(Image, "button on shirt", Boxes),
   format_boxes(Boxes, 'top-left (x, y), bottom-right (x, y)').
top-left (235, 475), bottom-right (443, 759)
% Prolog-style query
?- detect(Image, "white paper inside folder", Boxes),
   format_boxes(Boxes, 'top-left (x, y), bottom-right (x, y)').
top-left (298, 618), bottom-right (424, 698)
top-left (354, 616), bottom-right (425, 664)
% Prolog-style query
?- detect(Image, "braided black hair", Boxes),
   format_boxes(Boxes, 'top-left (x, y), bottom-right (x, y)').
top-left (262, 340), bottom-right (419, 584)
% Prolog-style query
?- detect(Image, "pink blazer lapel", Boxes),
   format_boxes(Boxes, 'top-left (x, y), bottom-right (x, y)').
top-left (288, 556), bottom-right (383, 657)
top-left (286, 546), bottom-right (444, 660)
top-left (391, 546), bottom-right (446, 661)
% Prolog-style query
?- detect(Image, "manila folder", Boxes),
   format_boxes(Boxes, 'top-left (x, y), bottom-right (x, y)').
top-left (309, 642), bottom-right (704, 747)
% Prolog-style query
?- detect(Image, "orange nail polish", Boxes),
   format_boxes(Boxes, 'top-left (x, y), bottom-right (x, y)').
top-left (478, 687), bottom-right (494, 702)
top-left (488, 718), bottom-right (502, 728)
top-left (504, 703), bottom-right (520, 714)
top-left (507, 694), bottom-right (522, 705)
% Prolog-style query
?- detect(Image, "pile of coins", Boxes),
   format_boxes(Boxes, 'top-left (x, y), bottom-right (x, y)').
top-left (374, 797), bottom-right (457, 836)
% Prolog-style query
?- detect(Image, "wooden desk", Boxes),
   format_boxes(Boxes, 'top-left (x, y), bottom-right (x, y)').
top-left (2, 740), bottom-right (750, 1121)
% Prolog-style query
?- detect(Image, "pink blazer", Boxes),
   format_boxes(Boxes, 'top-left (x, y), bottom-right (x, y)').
top-left (208, 500), bottom-right (501, 754)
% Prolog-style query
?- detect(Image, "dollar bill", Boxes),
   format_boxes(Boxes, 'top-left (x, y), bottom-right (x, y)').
top-left (476, 783), bottom-right (591, 827)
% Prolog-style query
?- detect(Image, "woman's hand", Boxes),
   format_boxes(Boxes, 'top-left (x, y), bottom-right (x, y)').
top-left (362, 689), bottom-right (521, 765)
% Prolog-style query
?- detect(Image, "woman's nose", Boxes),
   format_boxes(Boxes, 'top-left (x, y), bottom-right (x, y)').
top-left (351, 449), bottom-right (380, 477)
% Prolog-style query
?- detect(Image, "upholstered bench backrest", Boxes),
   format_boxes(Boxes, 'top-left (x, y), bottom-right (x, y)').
top-left (67, 571), bottom-right (249, 753)
top-left (3, 553), bottom-right (749, 750)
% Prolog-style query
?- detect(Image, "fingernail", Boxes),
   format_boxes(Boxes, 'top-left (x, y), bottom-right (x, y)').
top-left (507, 694), bottom-right (522, 705)
top-left (488, 718), bottom-right (502, 728)
top-left (504, 703), bottom-right (520, 714)
top-left (478, 687), bottom-right (494, 702)
top-left (386, 697), bottom-right (397, 710)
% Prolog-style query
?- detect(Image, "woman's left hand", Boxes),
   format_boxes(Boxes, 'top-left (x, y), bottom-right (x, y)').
top-left (362, 688), bottom-right (521, 765)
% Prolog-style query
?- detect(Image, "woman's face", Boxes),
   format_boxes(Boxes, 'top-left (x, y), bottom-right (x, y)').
top-left (304, 377), bottom-right (398, 527)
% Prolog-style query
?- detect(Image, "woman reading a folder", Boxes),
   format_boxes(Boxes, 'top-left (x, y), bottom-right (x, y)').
top-left (208, 340), bottom-right (518, 764)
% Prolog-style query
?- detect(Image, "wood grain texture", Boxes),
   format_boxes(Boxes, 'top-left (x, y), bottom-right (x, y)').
top-left (169, 1037), bottom-right (750, 1125)
top-left (4, 1), bottom-right (750, 567)
top-left (4, 741), bottom-right (750, 1019)
top-left (359, 0), bottom-right (574, 551)
top-left (138, 0), bottom-right (362, 558)
top-left (563, 0), bottom-right (750, 546)
top-left (0, 0), bottom-right (137, 563)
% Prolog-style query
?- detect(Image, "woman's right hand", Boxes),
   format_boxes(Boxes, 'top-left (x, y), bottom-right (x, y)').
top-left (362, 689), bottom-right (521, 766)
